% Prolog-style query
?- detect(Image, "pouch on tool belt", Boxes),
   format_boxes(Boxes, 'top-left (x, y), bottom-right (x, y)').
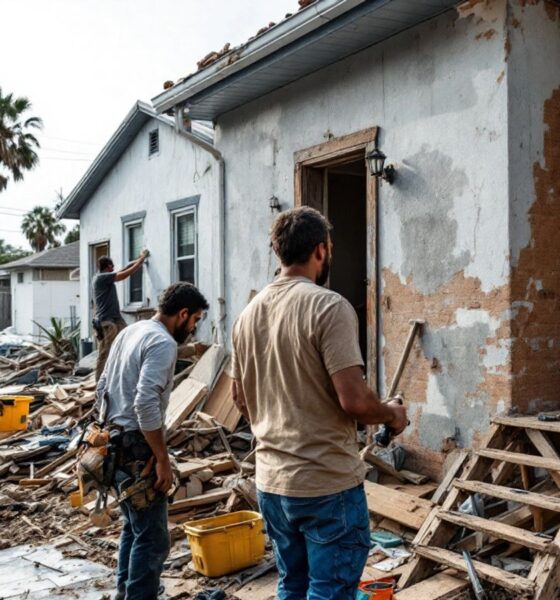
top-left (117, 456), bottom-right (160, 511)
top-left (76, 422), bottom-right (114, 497)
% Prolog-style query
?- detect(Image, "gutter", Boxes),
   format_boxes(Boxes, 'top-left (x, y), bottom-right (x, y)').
top-left (175, 108), bottom-right (226, 345)
top-left (152, 0), bottom-right (368, 114)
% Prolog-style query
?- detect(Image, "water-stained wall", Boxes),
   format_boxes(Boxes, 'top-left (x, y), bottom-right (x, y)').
top-left (216, 0), bottom-right (560, 478)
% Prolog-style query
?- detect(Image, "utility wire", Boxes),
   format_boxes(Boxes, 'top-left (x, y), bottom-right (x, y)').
top-left (41, 147), bottom-right (93, 156)
top-left (41, 156), bottom-right (92, 162)
top-left (41, 135), bottom-right (100, 146)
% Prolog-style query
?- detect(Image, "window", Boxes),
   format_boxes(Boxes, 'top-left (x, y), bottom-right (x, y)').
top-left (17, 272), bottom-right (23, 283)
top-left (174, 210), bottom-right (196, 283)
top-left (149, 128), bottom-right (159, 156)
top-left (126, 222), bottom-right (143, 303)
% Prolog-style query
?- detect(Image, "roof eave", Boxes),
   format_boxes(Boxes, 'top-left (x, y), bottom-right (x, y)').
top-left (151, 0), bottom-right (368, 114)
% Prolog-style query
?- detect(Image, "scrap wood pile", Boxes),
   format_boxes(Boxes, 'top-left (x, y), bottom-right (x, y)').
top-left (395, 414), bottom-right (560, 600)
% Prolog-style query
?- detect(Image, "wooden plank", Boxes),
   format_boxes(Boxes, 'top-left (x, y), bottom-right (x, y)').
top-left (414, 546), bottom-right (535, 594)
top-left (364, 480), bottom-right (433, 530)
top-left (381, 480), bottom-right (438, 499)
top-left (188, 345), bottom-right (227, 391)
top-left (454, 480), bottom-right (560, 513)
top-left (202, 368), bottom-right (241, 432)
top-left (493, 414), bottom-right (560, 434)
top-left (294, 127), bottom-right (377, 166)
top-left (164, 378), bottom-right (208, 433)
top-left (363, 450), bottom-right (407, 482)
top-left (438, 510), bottom-right (555, 553)
top-left (526, 429), bottom-right (560, 487)
top-left (431, 450), bottom-right (470, 505)
top-left (395, 571), bottom-right (468, 599)
top-left (168, 488), bottom-right (231, 514)
top-left (476, 448), bottom-right (560, 471)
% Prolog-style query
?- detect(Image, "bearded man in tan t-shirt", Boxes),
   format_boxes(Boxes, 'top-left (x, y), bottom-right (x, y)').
top-left (231, 206), bottom-right (408, 600)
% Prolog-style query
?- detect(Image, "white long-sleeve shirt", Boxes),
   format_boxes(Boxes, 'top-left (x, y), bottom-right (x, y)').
top-left (96, 318), bottom-right (177, 431)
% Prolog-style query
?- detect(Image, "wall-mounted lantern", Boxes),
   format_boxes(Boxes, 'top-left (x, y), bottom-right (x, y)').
top-left (365, 148), bottom-right (395, 184)
top-left (269, 195), bottom-right (281, 212)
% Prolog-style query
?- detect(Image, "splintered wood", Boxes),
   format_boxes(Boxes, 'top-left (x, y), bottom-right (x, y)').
top-left (399, 415), bottom-right (560, 599)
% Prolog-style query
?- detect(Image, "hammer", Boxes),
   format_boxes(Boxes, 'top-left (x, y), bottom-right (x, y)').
top-left (373, 319), bottom-right (425, 447)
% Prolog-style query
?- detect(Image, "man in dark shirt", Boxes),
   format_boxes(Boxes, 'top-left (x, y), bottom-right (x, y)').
top-left (92, 252), bottom-right (147, 380)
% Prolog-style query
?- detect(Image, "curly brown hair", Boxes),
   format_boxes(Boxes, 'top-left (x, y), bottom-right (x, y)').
top-left (270, 207), bottom-right (332, 266)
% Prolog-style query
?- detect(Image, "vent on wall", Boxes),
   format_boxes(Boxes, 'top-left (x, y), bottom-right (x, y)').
top-left (149, 128), bottom-right (159, 156)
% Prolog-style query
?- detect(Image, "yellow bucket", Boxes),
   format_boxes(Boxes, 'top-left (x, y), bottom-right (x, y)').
top-left (0, 396), bottom-right (33, 432)
top-left (182, 510), bottom-right (265, 577)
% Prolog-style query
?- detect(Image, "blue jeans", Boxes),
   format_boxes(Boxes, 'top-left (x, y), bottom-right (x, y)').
top-left (114, 470), bottom-right (170, 600)
top-left (257, 484), bottom-right (371, 600)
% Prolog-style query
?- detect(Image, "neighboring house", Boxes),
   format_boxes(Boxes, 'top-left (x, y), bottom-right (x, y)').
top-left (57, 101), bottom-right (221, 345)
top-left (0, 270), bottom-right (11, 330)
top-left (2, 242), bottom-right (80, 337)
top-left (152, 0), bottom-right (560, 475)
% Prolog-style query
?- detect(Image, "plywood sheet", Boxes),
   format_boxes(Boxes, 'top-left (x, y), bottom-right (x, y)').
top-left (165, 378), bottom-right (207, 433)
top-left (203, 367), bottom-right (241, 432)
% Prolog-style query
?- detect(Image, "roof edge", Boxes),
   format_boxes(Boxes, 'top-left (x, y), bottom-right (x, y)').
top-left (151, 0), bottom-right (369, 114)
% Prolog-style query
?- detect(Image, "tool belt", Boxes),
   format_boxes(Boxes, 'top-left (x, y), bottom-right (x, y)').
top-left (112, 429), bottom-right (163, 511)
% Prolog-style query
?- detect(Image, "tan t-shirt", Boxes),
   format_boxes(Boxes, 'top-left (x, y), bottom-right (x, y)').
top-left (231, 276), bottom-right (366, 497)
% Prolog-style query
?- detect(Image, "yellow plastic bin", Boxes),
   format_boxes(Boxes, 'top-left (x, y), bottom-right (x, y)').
top-left (182, 510), bottom-right (265, 577)
top-left (0, 396), bottom-right (33, 432)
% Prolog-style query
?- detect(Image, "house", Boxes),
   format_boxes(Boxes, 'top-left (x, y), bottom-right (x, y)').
top-left (1, 242), bottom-right (80, 337)
top-left (57, 101), bottom-right (222, 346)
top-left (0, 270), bottom-right (11, 330)
top-left (152, 0), bottom-right (560, 476)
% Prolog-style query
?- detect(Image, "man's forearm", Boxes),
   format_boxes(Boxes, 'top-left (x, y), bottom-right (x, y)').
top-left (354, 392), bottom-right (397, 426)
top-left (141, 428), bottom-right (169, 462)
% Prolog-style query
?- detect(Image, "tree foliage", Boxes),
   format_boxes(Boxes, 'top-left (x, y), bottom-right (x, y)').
top-left (0, 239), bottom-right (31, 265)
top-left (0, 88), bottom-right (42, 192)
top-left (21, 206), bottom-right (66, 252)
top-left (64, 224), bottom-right (80, 245)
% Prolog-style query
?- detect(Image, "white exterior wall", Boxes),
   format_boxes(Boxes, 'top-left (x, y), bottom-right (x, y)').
top-left (11, 270), bottom-right (80, 337)
top-left (79, 119), bottom-right (220, 342)
top-left (11, 271), bottom-right (34, 337)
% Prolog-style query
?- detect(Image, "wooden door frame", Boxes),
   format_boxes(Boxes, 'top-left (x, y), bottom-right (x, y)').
top-left (293, 127), bottom-right (379, 389)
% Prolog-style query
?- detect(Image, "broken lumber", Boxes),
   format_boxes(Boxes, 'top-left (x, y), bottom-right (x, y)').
top-left (165, 378), bottom-right (207, 433)
top-left (363, 480), bottom-right (434, 530)
top-left (395, 571), bottom-right (468, 599)
top-left (168, 488), bottom-right (231, 514)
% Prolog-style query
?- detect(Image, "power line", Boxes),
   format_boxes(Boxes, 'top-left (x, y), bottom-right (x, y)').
top-left (41, 135), bottom-right (100, 146)
top-left (41, 156), bottom-right (92, 162)
top-left (41, 147), bottom-right (93, 156)
top-left (0, 206), bottom-right (27, 214)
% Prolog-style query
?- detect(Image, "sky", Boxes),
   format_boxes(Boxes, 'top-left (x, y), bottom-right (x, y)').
top-left (0, 0), bottom-right (296, 250)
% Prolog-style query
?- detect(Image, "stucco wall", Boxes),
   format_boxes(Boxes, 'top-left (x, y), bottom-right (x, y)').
top-left (214, 1), bottom-right (540, 476)
top-left (79, 118), bottom-right (220, 343)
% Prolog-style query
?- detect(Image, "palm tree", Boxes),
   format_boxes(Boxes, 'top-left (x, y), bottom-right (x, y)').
top-left (0, 88), bottom-right (42, 191)
top-left (21, 206), bottom-right (66, 252)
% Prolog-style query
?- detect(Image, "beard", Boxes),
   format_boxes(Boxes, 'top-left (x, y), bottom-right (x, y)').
top-left (173, 321), bottom-right (194, 344)
top-left (316, 253), bottom-right (331, 287)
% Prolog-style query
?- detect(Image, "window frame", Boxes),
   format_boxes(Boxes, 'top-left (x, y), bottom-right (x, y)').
top-left (172, 207), bottom-right (198, 285)
top-left (121, 214), bottom-right (146, 307)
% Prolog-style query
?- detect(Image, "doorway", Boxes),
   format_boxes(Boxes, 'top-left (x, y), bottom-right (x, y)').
top-left (89, 240), bottom-right (110, 338)
top-left (327, 160), bottom-right (367, 359)
top-left (294, 128), bottom-right (378, 386)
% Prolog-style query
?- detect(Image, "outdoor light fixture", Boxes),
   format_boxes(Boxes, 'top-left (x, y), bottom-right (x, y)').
top-left (365, 148), bottom-right (395, 184)
top-left (269, 195), bottom-right (281, 212)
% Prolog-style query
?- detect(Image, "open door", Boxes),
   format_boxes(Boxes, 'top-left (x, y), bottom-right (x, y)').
top-left (294, 128), bottom-right (378, 388)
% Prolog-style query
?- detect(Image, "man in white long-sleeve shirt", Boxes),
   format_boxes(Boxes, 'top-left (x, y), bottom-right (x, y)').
top-left (96, 282), bottom-right (209, 600)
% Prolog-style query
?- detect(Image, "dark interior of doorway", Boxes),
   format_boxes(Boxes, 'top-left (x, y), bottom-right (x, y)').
top-left (327, 159), bottom-right (367, 361)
